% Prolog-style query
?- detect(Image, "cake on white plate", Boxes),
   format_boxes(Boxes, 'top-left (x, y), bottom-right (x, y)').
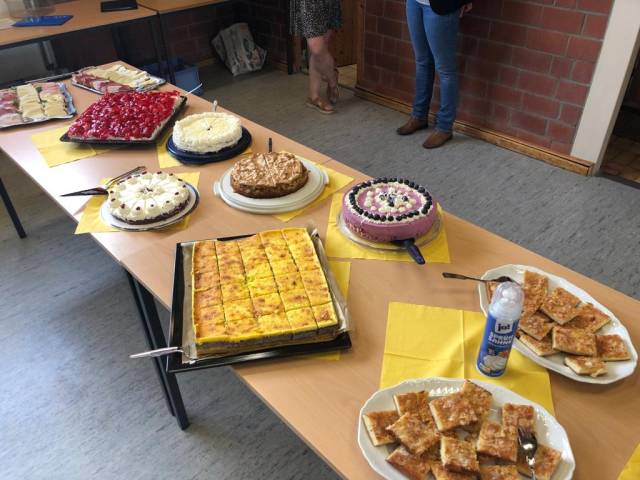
top-left (172, 111), bottom-right (242, 154)
top-left (107, 171), bottom-right (191, 224)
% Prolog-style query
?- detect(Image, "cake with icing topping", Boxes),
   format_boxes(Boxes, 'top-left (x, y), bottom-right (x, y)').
top-left (107, 171), bottom-right (191, 224)
top-left (230, 151), bottom-right (308, 198)
top-left (172, 111), bottom-right (242, 154)
top-left (341, 178), bottom-right (438, 242)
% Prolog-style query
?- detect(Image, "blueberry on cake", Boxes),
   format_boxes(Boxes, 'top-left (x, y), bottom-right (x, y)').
top-left (107, 171), bottom-right (190, 224)
top-left (341, 178), bottom-right (438, 243)
top-left (173, 111), bottom-right (242, 154)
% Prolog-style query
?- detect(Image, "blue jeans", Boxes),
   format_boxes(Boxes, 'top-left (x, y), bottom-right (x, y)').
top-left (406, 0), bottom-right (460, 132)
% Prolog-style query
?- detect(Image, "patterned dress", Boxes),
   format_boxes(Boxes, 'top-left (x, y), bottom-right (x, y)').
top-left (290, 0), bottom-right (342, 38)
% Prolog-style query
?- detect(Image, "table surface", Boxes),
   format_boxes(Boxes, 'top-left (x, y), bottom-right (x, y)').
top-left (0, 64), bottom-right (638, 480)
top-left (0, 0), bottom-right (155, 48)
top-left (137, 0), bottom-right (229, 14)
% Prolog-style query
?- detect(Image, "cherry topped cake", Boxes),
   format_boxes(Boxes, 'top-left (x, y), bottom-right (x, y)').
top-left (107, 171), bottom-right (191, 224)
top-left (342, 178), bottom-right (438, 242)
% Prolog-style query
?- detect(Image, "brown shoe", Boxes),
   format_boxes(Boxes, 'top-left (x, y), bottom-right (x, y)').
top-left (396, 117), bottom-right (428, 136)
top-left (423, 130), bottom-right (452, 149)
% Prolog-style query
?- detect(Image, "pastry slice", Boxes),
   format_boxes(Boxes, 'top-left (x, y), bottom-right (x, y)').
top-left (270, 259), bottom-right (299, 276)
top-left (522, 270), bottom-right (548, 320)
top-left (264, 244), bottom-right (293, 263)
top-left (440, 437), bottom-right (479, 475)
top-left (385, 446), bottom-right (431, 480)
top-left (220, 281), bottom-right (250, 303)
top-left (519, 311), bottom-right (554, 341)
top-left (219, 269), bottom-right (245, 285)
top-left (251, 292), bottom-right (284, 317)
top-left (257, 312), bottom-right (292, 342)
top-left (248, 276), bottom-right (278, 298)
top-left (280, 289), bottom-right (311, 311)
top-left (192, 250), bottom-right (217, 273)
top-left (552, 326), bottom-right (597, 356)
top-left (564, 303), bottom-right (611, 332)
top-left (193, 271), bottom-right (220, 292)
top-left (460, 380), bottom-right (493, 422)
top-left (564, 355), bottom-right (607, 377)
top-left (259, 229), bottom-right (287, 247)
top-left (362, 410), bottom-right (399, 446)
top-left (243, 260), bottom-right (273, 281)
top-left (596, 334), bottom-right (631, 361)
top-left (195, 320), bottom-right (228, 345)
top-left (193, 286), bottom-right (222, 309)
top-left (225, 317), bottom-right (263, 343)
top-left (393, 391), bottom-right (432, 423)
top-left (214, 239), bottom-right (241, 257)
top-left (429, 392), bottom-right (478, 432)
top-left (193, 304), bottom-right (225, 327)
top-left (282, 227), bottom-right (312, 245)
top-left (193, 239), bottom-right (216, 258)
top-left (274, 272), bottom-right (304, 292)
top-left (312, 303), bottom-right (339, 333)
top-left (386, 413), bottom-right (440, 455)
top-left (285, 307), bottom-right (318, 338)
top-left (430, 461), bottom-right (476, 480)
top-left (306, 285), bottom-right (332, 306)
top-left (476, 420), bottom-right (518, 463)
top-left (479, 465), bottom-right (520, 480)
top-left (518, 332), bottom-right (557, 356)
top-left (501, 403), bottom-right (535, 431)
top-left (223, 298), bottom-right (255, 323)
top-left (539, 287), bottom-right (581, 324)
top-left (516, 444), bottom-right (562, 480)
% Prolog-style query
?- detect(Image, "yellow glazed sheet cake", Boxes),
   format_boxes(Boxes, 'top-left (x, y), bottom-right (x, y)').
top-left (190, 228), bottom-right (343, 351)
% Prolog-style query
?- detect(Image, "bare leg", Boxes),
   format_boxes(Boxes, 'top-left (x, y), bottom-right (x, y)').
top-left (306, 35), bottom-right (335, 112)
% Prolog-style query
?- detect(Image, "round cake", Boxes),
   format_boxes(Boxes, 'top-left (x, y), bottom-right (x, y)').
top-left (107, 171), bottom-right (191, 224)
top-left (341, 178), bottom-right (438, 242)
top-left (230, 151), bottom-right (309, 198)
top-left (172, 112), bottom-right (242, 154)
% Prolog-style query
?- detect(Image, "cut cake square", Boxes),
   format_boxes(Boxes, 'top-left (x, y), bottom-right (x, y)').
top-left (193, 287), bottom-right (222, 310)
top-left (518, 332), bottom-right (557, 356)
top-left (270, 259), bottom-right (299, 276)
top-left (274, 272), bottom-right (304, 292)
top-left (259, 229), bottom-right (287, 247)
top-left (385, 446), bottom-right (431, 480)
top-left (429, 392), bottom-right (478, 431)
top-left (596, 334), bottom-right (630, 361)
top-left (195, 320), bottom-right (228, 345)
top-left (306, 286), bottom-right (332, 306)
top-left (193, 239), bottom-right (216, 258)
top-left (522, 271), bottom-right (548, 320)
top-left (564, 303), bottom-right (611, 332)
top-left (193, 271), bottom-right (220, 292)
top-left (192, 252), bottom-right (217, 273)
top-left (282, 227), bottom-right (311, 245)
top-left (300, 269), bottom-right (328, 290)
top-left (540, 287), bottom-right (581, 324)
top-left (221, 281), bottom-right (250, 303)
top-left (285, 307), bottom-right (318, 337)
top-left (386, 412), bottom-right (440, 455)
top-left (193, 304), bottom-right (225, 327)
top-left (519, 311), bottom-right (554, 341)
top-left (248, 276), bottom-right (278, 298)
top-left (264, 244), bottom-right (293, 263)
top-left (362, 410), bottom-right (399, 446)
top-left (479, 465), bottom-right (520, 480)
top-left (440, 436), bottom-right (479, 474)
top-left (296, 256), bottom-right (322, 272)
top-left (564, 355), bottom-right (607, 377)
top-left (223, 298), bottom-right (255, 323)
top-left (252, 292), bottom-right (284, 317)
top-left (243, 261), bottom-right (273, 281)
top-left (430, 462), bottom-right (477, 480)
top-left (280, 289), bottom-right (311, 311)
top-left (393, 391), bottom-right (432, 423)
top-left (236, 235), bottom-right (262, 252)
top-left (461, 380), bottom-right (493, 422)
top-left (501, 403), bottom-right (535, 431)
top-left (516, 444), bottom-right (562, 480)
top-left (552, 326), bottom-right (597, 356)
top-left (219, 269), bottom-right (245, 285)
top-left (312, 303), bottom-right (339, 332)
top-left (476, 420), bottom-right (518, 463)
top-left (257, 312), bottom-right (292, 342)
top-left (225, 317), bottom-right (262, 343)
top-left (214, 239), bottom-right (240, 257)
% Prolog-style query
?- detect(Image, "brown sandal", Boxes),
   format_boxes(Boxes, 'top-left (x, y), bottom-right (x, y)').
top-left (306, 97), bottom-right (335, 114)
top-left (327, 68), bottom-right (339, 105)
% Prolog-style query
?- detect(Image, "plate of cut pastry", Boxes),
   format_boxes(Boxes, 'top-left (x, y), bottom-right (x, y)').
top-left (479, 265), bottom-right (638, 384)
top-left (358, 377), bottom-right (574, 480)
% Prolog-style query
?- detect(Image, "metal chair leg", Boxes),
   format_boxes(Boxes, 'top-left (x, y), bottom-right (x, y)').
top-left (0, 178), bottom-right (26, 239)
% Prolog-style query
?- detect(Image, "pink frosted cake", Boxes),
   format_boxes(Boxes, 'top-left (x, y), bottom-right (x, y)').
top-left (341, 178), bottom-right (438, 242)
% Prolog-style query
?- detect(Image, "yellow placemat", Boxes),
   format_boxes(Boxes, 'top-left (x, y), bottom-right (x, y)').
top-left (74, 172), bottom-right (200, 234)
top-left (31, 126), bottom-right (113, 168)
top-left (156, 127), bottom-right (253, 168)
top-left (313, 259), bottom-right (351, 361)
top-left (274, 164), bottom-right (354, 222)
top-left (619, 444), bottom-right (640, 480)
top-left (324, 194), bottom-right (451, 263)
top-left (380, 303), bottom-right (554, 414)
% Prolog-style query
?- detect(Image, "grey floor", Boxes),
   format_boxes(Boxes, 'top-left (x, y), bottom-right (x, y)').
top-left (1, 64), bottom-right (639, 480)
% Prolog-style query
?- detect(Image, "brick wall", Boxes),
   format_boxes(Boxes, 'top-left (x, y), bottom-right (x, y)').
top-left (238, 0), bottom-right (289, 66)
top-left (359, 0), bottom-right (614, 155)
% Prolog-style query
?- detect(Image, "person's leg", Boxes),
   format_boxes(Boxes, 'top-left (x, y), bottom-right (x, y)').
top-left (397, 0), bottom-right (433, 135)
top-left (306, 35), bottom-right (335, 113)
top-left (323, 30), bottom-right (339, 104)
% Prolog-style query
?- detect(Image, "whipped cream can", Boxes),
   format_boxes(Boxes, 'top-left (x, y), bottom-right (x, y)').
top-left (476, 281), bottom-right (524, 377)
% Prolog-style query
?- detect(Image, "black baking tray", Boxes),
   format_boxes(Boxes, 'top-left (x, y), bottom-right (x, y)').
top-left (166, 233), bottom-right (352, 373)
top-left (59, 95), bottom-right (187, 145)
top-left (166, 127), bottom-right (252, 165)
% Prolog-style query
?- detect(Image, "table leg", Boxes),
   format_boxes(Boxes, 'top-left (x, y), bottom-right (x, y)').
top-left (156, 14), bottom-right (176, 85)
top-left (0, 178), bottom-right (26, 239)
top-left (125, 270), bottom-right (189, 430)
top-left (149, 18), bottom-right (164, 78)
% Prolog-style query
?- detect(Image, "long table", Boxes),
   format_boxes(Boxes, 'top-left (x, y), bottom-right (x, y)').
top-left (0, 64), bottom-right (638, 479)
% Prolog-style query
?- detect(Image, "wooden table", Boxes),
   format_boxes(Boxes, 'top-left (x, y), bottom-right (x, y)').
top-left (138, 0), bottom-right (229, 14)
top-left (0, 65), bottom-right (638, 480)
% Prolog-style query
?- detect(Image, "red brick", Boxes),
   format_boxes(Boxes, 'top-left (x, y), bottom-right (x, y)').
top-left (459, 95), bottom-right (493, 115)
top-left (365, 13), bottom-right (376, 33)
top-left (393, 73), bottom-right (415, 93)
top-left (471, 0), bottom-right (504, 18)
top-left (376, 51), bottom-right (399, 71)
top-left (560, 103), bottom-right (583, 125)
top-left (384, 0), bottom-right (405, 21)
top-left (571, 60), bottom-right (595, 84)
top-left (526, 29), bottom-right (569, 55)
top-left (548, 120), bottom-right (576, 143)
top-left (365, 32), bottom-right (382, 51)
top-left (459, 17), bottom-right (492, 38)
top-left (490, 22), bottom-right (527, 46)
top-left (551, 57), bottom-right (573, 78)
top-left (364, 48), bottom-right (376, 67)
top-left (465, 58), bottom-right (500, 80)
top-left (551, 141), bottom-right (572, 154)
top-left (539, 7), bottom-right (584, 34)
top-left (377, 17), bottom-right (402, 37)
top-left (512, 47), bottom-right (553, 73)
top-left (477, 40), bottom-right (513, 63)
top-left (398, 59), bottom-right (416, 77)
top-left (514, 128), bottom-right (552, 148)
top-left (383, 36), bottom-right (397, 54)
top-left (577, 0), bottom-right (612, 14)
top-left (460, 36), bottom-right (477, 56)
top-left (499, 66), bottom-right (519, 86)
top-left (556, 80), bottom-right (589, 105)
top-left (488, 84), bottom-right (523, 108)
top-left (523, 93), bottom-right (560, 118)
top-left (511, 111), bottom-right (548, 135)
top-left (582, 14), bottom-right (608, 38)
top-left (460, 76), bottom-right (489, 97)
top-left (567, 36), bottom-right (602, 62)
top-left (368, 0), bottom-right (384, 16)
top-left (557, 0), bottom-right (576, 6)
top-left (397, 40), bottom-right (413, 58)
top-left (518, 71), bottom-right (558, 96)
top-left (503, 1), bottom-right (543, 25)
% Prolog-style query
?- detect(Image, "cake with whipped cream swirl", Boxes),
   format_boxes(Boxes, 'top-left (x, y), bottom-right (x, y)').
top-left (172, 111), bottom-right (242, 154)
top-left (107, 171), bottom-right (190, 224)
top-left (230, 151), bottom-right (308, 198)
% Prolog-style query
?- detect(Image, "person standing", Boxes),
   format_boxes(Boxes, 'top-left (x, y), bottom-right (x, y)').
top-left (290, 0), bottom-right (342, 114)
top-left (397, 0), bottom-right (473, 148)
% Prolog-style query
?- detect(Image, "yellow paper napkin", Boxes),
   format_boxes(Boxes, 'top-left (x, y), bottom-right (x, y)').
top-left (31, 126), bottom-right (115, 167)
top-left (324, 194), bottom-right (451, 263)
top-left (619, 444), bottom-right (640, 480)
top-left (274, 164), bottom-right (354, 222)
top-left (380, 303), bottom-right (554, 414)
top-left (313, 260), bottom-right (351, 361)
top-left (74, 172), bottom-right (200, 234)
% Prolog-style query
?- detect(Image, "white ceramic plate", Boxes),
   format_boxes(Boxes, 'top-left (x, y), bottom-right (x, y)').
top-left (358, 377), bottom-right (575, 480)
top-left (479, 264), bottom-right (638, 384)
top-left (213, 158), bottom-right (329, 214)
top-left (100, 182), bottom-right (199, 231)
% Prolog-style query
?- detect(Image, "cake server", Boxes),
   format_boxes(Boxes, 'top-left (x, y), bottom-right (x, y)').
top-left (60, 165), bottom-right (147, 196)
top-left (390, 238), bottom-right (425, 265)
top-left (442, 272), bottom-right (515, 283)
top-left (130, 346), bottom-right (197, 363)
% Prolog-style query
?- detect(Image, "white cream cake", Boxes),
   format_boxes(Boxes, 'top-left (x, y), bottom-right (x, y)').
top-left (172, 111), bottom-right (242, 154)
